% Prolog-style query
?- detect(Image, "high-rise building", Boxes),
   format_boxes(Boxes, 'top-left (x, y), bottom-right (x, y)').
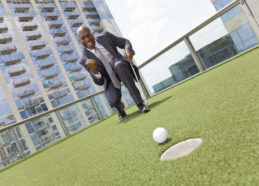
top-left (0, 0), bottom-right (134, 169)
top-left (211, 0), bottom-right (259, 52)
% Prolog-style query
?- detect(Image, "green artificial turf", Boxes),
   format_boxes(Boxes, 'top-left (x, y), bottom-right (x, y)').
top-left (0, 47), bottom-right (259, 185)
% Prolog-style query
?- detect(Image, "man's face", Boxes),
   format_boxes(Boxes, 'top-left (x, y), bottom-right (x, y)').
top-left (78, 28), bottom-right (95, 49)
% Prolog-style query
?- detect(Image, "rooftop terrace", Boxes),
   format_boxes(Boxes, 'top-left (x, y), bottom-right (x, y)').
top-left (0, 46), bottom-right (258, 185)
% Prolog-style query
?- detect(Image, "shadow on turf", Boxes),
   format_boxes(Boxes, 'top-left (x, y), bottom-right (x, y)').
top-left (158, 138), bottom-right (172, 145)
top-left (120, 96), bottom-right (172, 123)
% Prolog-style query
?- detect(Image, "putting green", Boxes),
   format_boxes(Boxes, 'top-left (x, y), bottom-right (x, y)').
top-left (0, 47), bottom-right (258, 185)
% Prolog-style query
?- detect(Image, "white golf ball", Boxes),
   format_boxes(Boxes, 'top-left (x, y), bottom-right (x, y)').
top-left (153, 127), bottom-right (168, 143)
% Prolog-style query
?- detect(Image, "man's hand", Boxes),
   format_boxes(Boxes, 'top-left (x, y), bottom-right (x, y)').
top-left (124, 49), bottom-right (134, 66)
top-left (85, 59), bottom-right (98, 74)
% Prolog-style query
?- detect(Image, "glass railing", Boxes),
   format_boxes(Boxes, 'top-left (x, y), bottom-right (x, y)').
top-left (1, 0), bottom-right (258, 171)
top-left (138, 0), bottom-right (259, 95)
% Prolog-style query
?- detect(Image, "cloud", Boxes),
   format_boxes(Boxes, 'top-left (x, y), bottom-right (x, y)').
top-left (126, 0), bottom-right (185, 22)
top-left (123, 0), bottom-right (218, 64)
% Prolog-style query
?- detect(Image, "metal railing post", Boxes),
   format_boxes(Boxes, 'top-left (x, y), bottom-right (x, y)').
top-left (55, 111), bottom-right (70, 137)
top-left (139, 72), bottom-right (152, 98)
top-left (90, 97), bottom-right (104, 120)
top-left (240, 0), bottom-right (259, 41)
top-left (184, 37), bottom-right (205, 72)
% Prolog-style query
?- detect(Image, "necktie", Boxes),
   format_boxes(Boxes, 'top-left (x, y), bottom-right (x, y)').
top-left (94, 47), bottom-right (121, 89)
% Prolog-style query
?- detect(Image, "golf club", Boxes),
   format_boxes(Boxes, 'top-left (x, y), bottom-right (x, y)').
top-left (129, 58), bottom-right (148, 106)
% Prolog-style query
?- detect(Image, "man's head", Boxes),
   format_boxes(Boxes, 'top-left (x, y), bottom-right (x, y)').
top-left (77, 26), bottom-right (95, 49)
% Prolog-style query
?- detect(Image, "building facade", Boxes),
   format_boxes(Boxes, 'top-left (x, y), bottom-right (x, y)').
top-left (0, 0), bottom-right (134, 169)
top-left (211, 0), bottom-right (259, 52)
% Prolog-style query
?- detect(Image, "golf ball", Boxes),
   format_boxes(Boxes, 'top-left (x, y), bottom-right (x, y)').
top-left (153, 127), bottom-right (168, 143)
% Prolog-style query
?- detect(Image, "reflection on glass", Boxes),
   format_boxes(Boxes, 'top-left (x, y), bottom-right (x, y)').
top-left (58, 104), bottom-right (87, 134)
top-left (81, 99), bottom-right (101, 124)
top-left (0, 126), bottom-right (30, 170)
top-left (190, 4), bottom-right (259, 69)
top-left (0, 86), bottom-right (16, 127)
top-left (24, 114), bottom-right (61, 151)
top-left (140, 42), bottom-right (199, 94)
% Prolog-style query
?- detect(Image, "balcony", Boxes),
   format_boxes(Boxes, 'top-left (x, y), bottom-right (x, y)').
top-left (18, 89), bottom-right (35, 99)
top-left (13, 78), bottom-right (31, 88)
top-left (0, 33), bottom-right (12, 44)
top-left (22, 22), bottom-right (37, 31)
top-left (62, 111), bottom-right (75, 120)
top-left (60, 46), bottom-right (74, 55)
top-left (30, 40), bottom-right (46, 50)
top-left (0, 23), bottom-right (8, 33)
top-left (74, 74), bottom-right (86, 82)
top-left (71, 21), bottom-right (83, 28)
top-left (53, 91), bottom-right (68, 99)
top-left (45, 13), bottom-right (59, 21)
top-left (56, 39), bottom-right (70, 46)
top-left (0, 17), bottom-right (3, 23)
top-left (76, 84), bottom-right (91, 91)
top-left (92, 26), bottom-right (103, 34)
top-left (33, 122), bottom-right (50, 132)
top-left (48, 80), bottom-right (63, 90)
top-left (51, 29), bottom-right (66, 38)
top-left (68, 14), bottom-right (79, 20)
top-left (15, 5), bottom-right (30, 13)
top-left (39, 60), bottom-right (55, 69)
top-left (8, 66), bottom-right (26, 77)
top-left (64, 5), bottom-right (76, 12)
top-left (26, 31), bottom-right (42, 41)
top-left (43, 70), bottom-right (59, 80)
top-left (88, 18), bottom-right (101, 26)
top-left (65, 57), bottom-right (78, 64)
top-left (39, 135), bottom-right (54, 145)
top-left (2, 53), bottom-right (22, 65)
top-left (32, 48), bottom-right (51, 60)
top-left (41, 5), bottom-right (55, 12)
top-left (0, 141), bottom-right (11, 148)
top-left (0, 44), bottom-right (17, 55)
top-left (49, 21), bottom-right (62, 29)
top-left (18, 13), bottom-right (34, 22)
top-left (69, 66), bottom-right (82, 73)
top-left (86, 12), bottom-right (99, 19)
top-left (23, 99), bottom-right (40, 109)
top-left (83, 5), bottom-right (96, 12)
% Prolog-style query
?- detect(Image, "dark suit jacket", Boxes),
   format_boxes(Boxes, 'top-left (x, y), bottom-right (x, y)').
top-left (79, 31), bottom-right (139, 91)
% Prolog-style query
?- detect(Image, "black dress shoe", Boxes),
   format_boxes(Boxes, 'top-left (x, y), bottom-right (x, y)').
top-left (116, 102), bottom-right (127, 119)
top-left (118, 112), bottom-right (127, 119)
top-left (138, 103), bottom-right (150, 113)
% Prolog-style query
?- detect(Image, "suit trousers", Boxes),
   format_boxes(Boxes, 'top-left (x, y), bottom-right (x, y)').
top-left (105, 60), bottom-right (143, 108)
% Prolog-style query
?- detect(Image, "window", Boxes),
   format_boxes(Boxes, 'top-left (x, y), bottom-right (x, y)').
top-left (230, 24), bottom-right (259, 52)
top-left (213, 0), bottom-right (241, 22)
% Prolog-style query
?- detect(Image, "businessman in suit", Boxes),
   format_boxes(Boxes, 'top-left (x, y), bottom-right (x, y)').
top-left (77, 26), bottom-right (149, 119)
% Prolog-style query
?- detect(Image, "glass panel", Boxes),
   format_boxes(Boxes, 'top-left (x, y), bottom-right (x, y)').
top-left (24, 113), bottom-right (63, 151)
top-left (190, 5), bottom-right (258, 69)
top-left (140, 42), bottom-right (199, 95)
top-left (0, 112), bottom-right (65, 170)
top-left (80, 98), bottom-right (102, 124)
top-left (0, 86), bottom-right (16, 127)
top-left (58, 104), bottom-right (89, 134)
top-left (0, 127), bottom-right (24, 169)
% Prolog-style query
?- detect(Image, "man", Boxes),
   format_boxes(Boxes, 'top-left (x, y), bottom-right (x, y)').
top-left (77, 26), bottom-right (149, 119)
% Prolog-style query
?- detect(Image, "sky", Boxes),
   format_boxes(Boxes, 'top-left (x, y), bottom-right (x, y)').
top-left (105, 0), bottom-right (223, 64)
top-left (105, 0), bottom-right (228, 91)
